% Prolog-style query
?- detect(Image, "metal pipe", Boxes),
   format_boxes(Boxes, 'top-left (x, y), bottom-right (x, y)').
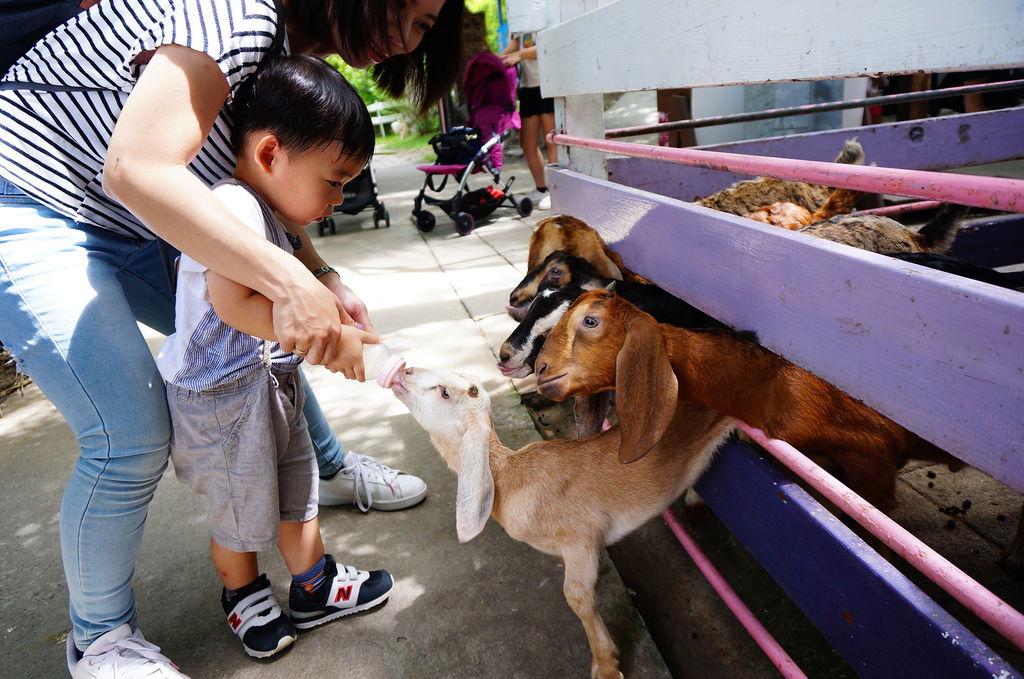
top-left (662, 508), bottom-right (809, 679)
top-left (548, 132), bottom-right (1024, 212)
top-left (735, 421), bottom-right (1024, 653)
top-left (605, 80), bottom-right (1024, 138)
top-left (855, 200), bottom-right (944, 216)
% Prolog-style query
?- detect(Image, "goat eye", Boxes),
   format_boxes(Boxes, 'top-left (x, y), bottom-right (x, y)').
top-left (440, 386), bottom-right (450, 399)
top-left (583, 316), bottom-right (599, 328)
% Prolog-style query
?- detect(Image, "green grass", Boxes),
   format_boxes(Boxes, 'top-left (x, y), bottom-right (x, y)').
top-left (375, 131), bottom-right (437, 152)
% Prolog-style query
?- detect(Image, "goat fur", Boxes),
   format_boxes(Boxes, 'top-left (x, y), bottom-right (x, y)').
top-left (534, 289), bottom-right (963, 511)
top-left (743, 185), bottom-right (863, 229)
top-left (390, 367), bottom-right (733, 679)
top-left (795, 204), bottom-right (967, 254)
top-left (695, 139), bottom-right (864, 214)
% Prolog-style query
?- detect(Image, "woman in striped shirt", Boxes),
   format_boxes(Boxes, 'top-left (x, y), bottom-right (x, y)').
top-left (0, 1), bottom-right (462, 677)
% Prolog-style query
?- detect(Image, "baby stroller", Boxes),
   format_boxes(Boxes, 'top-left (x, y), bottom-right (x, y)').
top-left (317, 161), bottom-right (390, 236)
top-left (412, 51), bottom-right (532, 236)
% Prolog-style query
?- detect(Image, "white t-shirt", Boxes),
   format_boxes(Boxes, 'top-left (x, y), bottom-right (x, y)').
top-left (515, 32), bottom-right (541, 89)
top-left (156, 178), bottom-right (302, 391)
top-left (0, 0), bottom-right (282, 240)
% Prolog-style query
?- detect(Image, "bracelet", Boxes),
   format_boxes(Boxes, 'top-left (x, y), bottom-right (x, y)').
top-left (311, 265), bottom-right (338, 279)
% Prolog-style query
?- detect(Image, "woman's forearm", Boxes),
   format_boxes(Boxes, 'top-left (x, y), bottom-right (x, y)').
top-left (110, 162), bottom-right (312, 303)
top-left (104, 45), bottom-right (313, 305)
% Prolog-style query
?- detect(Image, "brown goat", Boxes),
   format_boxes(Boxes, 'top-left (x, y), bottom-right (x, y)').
top-left (528, 214), bottom-right (628, 277)
top-left (534, 289), bottom-right (962, 512)
top-left (391, 367), bottom-right (733, 679)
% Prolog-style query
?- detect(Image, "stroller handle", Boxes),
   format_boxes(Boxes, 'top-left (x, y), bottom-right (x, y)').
top-left (473, 131), bottom-right (506, 161)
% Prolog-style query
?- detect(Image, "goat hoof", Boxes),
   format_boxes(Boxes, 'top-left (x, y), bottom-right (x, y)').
top-left (590, 663), bottom-right (622, 679)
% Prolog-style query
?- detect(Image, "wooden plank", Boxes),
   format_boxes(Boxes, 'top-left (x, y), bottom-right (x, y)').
top-left (694, 439), bottom-right (1021, 679)
top-left (538, 0), bottom-right (1024, 96)
top-left (548, 168), bottom-right (1024, 492)
top-left (951, 214), bottom-right (1024, 267)
top-left (606, 107), bottom-right (1024, 201)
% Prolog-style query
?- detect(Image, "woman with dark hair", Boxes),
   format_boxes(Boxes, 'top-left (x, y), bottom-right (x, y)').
top-left (0, 1), bottom-right (462, 677)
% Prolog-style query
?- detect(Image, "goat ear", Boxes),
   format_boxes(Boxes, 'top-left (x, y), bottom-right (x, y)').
top-left (574, 391), bottom-right (612, 438)
top-left (591, 252), bottom-right (624, 281)
top-left (455, 411), bottom-right (494, 542)
top-left (615, 315), bottom-right (677, 463)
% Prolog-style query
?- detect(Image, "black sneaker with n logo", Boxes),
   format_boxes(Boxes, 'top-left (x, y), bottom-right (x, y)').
top-left (221, 573), bottom-right (296, 658)
top-left (289, 554), bottom-right (394, 630)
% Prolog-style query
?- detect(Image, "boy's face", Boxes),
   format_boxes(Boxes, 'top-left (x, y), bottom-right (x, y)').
top-left (262, 141), bottom-right (365, 226)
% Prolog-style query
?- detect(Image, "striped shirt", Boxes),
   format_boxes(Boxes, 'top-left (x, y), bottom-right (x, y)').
top-left (156, 178), bottom-right (303, 391)
top-left (0, 0), bottom-right (283, 240)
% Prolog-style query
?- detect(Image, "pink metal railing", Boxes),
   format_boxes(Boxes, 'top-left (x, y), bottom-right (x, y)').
top-left (735, 421), bottom-right (1024, 652)
top-left (548, 132), bottom-right (1024, 212)
top-left (662, 507), bottom-right (808, 679)
top-left (855, 200), bottom-right (944, 216)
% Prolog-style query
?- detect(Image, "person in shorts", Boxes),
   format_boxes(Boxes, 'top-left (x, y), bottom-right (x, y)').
top-left (501, 32), bottom-right (556, 210)
top-left (158, 55), bottom-right (392, 660)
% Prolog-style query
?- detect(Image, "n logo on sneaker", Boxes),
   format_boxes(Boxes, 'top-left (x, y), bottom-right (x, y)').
top-left (228, 612), bottom-right (242, 630)
top-left (334, 585), bottom-right (353, 603)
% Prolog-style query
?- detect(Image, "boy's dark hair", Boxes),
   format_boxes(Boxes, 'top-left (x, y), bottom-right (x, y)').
top-left (288, 0), bottom-right (464, 115)
top-left (231, 54), bottom-right (375, 165)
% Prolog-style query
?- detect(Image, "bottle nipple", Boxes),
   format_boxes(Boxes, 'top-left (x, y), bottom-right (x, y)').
top-left (363, 343), bottom-right (406, 388)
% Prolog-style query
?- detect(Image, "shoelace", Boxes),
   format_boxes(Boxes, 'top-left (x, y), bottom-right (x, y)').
top-left (342, 452), bottom-right (399, 512)
top-left (81, 636), bottom-right (181, 678)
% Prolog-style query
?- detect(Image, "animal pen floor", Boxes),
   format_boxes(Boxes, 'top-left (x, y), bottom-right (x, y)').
top-left (1, 102), bottom-right (1022, 677)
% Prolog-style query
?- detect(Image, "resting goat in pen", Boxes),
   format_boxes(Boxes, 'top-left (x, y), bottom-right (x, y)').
top-left (534, 289), bottom-right (963, 512)
top-left (795, 203), bottom-right (967, 254)
top-left (389, 367), bottom-right (734, 679)
top-left (694, 138), bottom-right (865, 214)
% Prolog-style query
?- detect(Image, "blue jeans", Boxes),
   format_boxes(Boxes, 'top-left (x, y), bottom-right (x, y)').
top-left (0, 179), bottom-right (347, 650)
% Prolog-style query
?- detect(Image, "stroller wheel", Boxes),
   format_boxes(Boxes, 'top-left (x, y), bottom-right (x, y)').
top-left (416, 210), bottom-right (436, 233)
top-left (382, 207), bottom-right (391, 229)
top-left (452, 211), bottom-right (475, 236)
top-left (317, 216), bottom-right (334, 237)
top-left (517, 196), bottom-right (533, 218)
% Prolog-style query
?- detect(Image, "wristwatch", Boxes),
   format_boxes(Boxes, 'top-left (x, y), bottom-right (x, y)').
top-left (311, 265), bottom-right (338, 279)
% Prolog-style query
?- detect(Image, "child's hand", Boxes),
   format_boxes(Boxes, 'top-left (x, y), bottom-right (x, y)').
top-left (323, 325), bottom-right (379, 380)
top-left (322, 276), bottom-right (376, 335)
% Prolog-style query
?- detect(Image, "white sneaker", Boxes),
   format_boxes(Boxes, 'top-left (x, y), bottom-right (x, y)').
top-left (537, 193), bottom-right (551, 210)
top-left (318, 451), bottom-right (427, 511)
top-left (527, 189), bottom-right (551, 210)
top-left (67, 624), bottom-right (188, 678)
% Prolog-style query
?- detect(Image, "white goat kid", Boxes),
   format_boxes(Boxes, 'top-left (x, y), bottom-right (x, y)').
top-left (390, 367), bottom-right (733, 679)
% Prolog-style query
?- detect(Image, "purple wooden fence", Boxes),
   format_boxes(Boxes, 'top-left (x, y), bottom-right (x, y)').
top-left (548, 168), bottom-right (1024, 494)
